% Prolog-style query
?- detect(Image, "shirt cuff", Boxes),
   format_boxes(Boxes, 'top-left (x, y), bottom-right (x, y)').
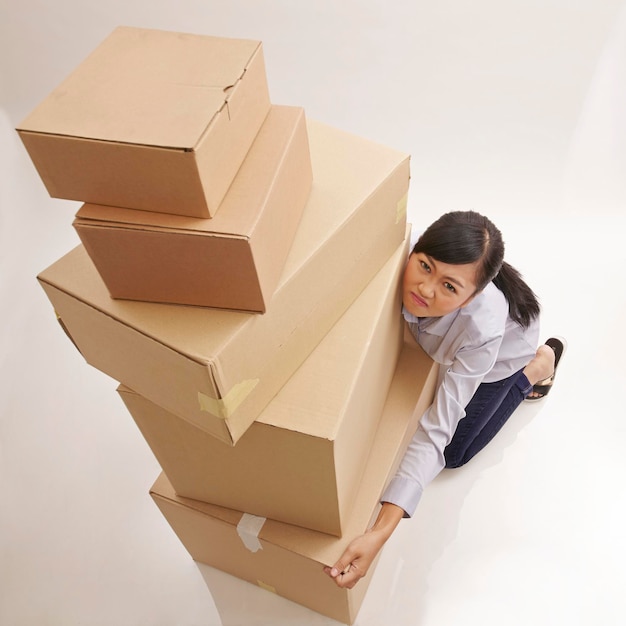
top-left (381, 475), bottom-right (424, 518)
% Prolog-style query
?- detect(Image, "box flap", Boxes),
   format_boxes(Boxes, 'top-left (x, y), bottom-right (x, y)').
top-left (18, 26), bottom-right (261, 149)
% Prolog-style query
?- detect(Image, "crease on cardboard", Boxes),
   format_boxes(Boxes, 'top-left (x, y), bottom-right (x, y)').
top-left (396, 193), bottom-right (408, 224)
top-left (257, 580), bottom-right (277, 594)
top-left (23, 128), bottom-right (193, 151)
top-left (199, 43), bottom-right (261, 141)
top-left (236, 513), bottom-right (266, 553)
top-left (223, 51), bottom-right (251, 97)
top-left (197, 378), bottom-right (259, 418)
top-left (55, 311), bottom-right (83, 356)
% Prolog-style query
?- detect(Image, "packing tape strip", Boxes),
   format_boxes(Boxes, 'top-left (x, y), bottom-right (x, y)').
top-left (197, 378), bottom-right (259, 418)
top-left (396, 193), bottom-right (408, 224)
top-left (257, 580), bottom-right (277, 594)
top-left (237, 513), bottom-right (266, 553)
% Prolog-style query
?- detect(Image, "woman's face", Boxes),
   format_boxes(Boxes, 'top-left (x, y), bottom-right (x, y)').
top-left (402, 252), bottom-right (479, 318)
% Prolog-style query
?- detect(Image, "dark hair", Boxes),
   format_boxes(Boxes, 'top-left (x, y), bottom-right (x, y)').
top-left (413, 210), bottom-right (540, 328)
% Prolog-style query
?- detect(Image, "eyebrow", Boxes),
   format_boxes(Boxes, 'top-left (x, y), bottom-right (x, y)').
top-left (425, 254), bottom-right (467, 289)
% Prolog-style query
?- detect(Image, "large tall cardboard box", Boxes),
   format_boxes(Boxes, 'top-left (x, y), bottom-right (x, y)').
top-left (37, 119), bottom-right (409, 446)
top-left (119, 231), bottom-right (409, 536)
top-left (150, 342), bottom-right (437, 625)
top-left (16, 26), bottom-right (271, 218)
top-left (73, 106), bottom-right (312, 312)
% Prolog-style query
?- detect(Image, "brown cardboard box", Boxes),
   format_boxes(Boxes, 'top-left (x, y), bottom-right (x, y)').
top-left (37, 118), bottom-right (409, 446)
top-left (73, 105), bottom-right (311, 313)
top-left (119, 231), bottom-right (409, 536)
top-left (150, 341), bottom-right (437, 625)
top-left (16, 26), bottom-right (271, 218)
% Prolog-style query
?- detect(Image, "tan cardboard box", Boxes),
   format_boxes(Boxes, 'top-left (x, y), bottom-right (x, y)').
top-left (73, 105), bottom-right (312, 313)
top-left (16, 26), bottom-right (271, 218)
top-left (150, 341), bottom-right (437, 625)
top-left (119, 232), bottom-right (409, 536)
top-left (37, 119), bottom-right (409, 446)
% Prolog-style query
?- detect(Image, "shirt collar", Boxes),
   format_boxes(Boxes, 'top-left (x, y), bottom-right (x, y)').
top-left (402, 305), bottom-right (460, 336)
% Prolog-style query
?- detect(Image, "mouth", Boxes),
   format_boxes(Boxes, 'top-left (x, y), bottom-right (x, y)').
top-left (409, 291), bottom-right (428, 308)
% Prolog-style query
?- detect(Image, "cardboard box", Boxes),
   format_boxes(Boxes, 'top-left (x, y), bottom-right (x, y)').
top-left (73, 105), bottom-right (312, 312)
top-left (16, 26), bottom-right (271, 218)
top-left (150, 340), bottom-right (437, 625)
top-left (37, 119), bottom-right (410, 445)
top-left (119, 232), bottom-right (408, 536)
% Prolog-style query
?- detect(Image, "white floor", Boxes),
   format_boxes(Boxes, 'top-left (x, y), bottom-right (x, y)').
top-left (2, 2), bottom-right (626, 625)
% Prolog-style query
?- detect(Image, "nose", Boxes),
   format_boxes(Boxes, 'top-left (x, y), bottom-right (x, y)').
top-left (418, 277), bottom-right (435, 299)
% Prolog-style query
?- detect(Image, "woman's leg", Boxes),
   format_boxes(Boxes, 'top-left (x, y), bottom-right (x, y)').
top-left (444, 342), bottom-right (556, 468)
top-left (443, 370), bottom-right (532, 468)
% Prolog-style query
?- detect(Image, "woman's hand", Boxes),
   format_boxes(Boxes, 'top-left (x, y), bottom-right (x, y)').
top-left (323, 529), bottom-right (387, 588)
top-left (324, 502), bottom-right (405, 589)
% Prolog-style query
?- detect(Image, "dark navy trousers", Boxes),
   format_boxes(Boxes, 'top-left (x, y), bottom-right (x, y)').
top-left (444, 369), bottom-right (533, 468)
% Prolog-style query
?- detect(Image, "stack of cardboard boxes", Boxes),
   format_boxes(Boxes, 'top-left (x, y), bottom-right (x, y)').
top-left (18, 26), bottom-right (437, 624)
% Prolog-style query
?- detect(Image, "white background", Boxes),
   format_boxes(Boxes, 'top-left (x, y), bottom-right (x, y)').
top-left (2, 1), bottom-right (626, 624)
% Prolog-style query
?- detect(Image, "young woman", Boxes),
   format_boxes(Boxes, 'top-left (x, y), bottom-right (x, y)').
top-left (325, 210), bottom-right (565, 589)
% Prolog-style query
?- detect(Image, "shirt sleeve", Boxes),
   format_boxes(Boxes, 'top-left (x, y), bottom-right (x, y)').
top-left (381, 332), bottom-right (504, 517)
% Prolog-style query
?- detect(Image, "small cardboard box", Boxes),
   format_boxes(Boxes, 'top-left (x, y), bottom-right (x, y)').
top-left (149, 341), bottom-right (437, 625)
top-left (16, 26), bottom-right (271, 218)
top-left (73, 105), bottom-right (312, 312)
top-left (119, 231), bottom-right (410, 536)
top-left (37, 119), bottom-right (410, 446)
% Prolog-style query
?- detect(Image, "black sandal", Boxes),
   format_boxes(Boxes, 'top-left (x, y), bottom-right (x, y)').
top-left (525, 336), bottom-right (567, 401)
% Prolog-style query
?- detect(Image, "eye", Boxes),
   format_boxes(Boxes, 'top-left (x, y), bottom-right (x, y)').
top-left (419, 259), bottom-right (431, 273)
top-left (443, 282), bottom-right (456, 293)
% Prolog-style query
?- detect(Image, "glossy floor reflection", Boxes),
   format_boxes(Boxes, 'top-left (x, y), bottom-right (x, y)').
top-left (2, 2), bottom-right (626, 625)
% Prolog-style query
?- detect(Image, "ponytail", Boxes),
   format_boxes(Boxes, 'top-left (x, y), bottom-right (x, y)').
top-left (492, 261), bottom-right (540, 328)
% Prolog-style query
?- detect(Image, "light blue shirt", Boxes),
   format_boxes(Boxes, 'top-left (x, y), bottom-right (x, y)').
top-left (381, 282), bottom-right (540, 517)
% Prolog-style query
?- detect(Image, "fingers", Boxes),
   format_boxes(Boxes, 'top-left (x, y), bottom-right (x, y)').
top-left (327, 548), bottom-right (355, 580)
top-left (324, 561), bottom-right (363, 589)
top-left (324, 547), bottom-right (365, 589)
top-left (323, 521), bottom-right (396, 590)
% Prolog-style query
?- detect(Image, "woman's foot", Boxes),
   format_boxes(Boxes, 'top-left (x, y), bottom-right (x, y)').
top-left (524, 337), bottom-right (567, 401)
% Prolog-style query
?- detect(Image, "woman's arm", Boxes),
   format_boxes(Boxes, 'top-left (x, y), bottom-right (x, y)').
top-left (325, 333), bottom-right (502, 588)
top-left (324, 502), bottom-right (405, 589)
